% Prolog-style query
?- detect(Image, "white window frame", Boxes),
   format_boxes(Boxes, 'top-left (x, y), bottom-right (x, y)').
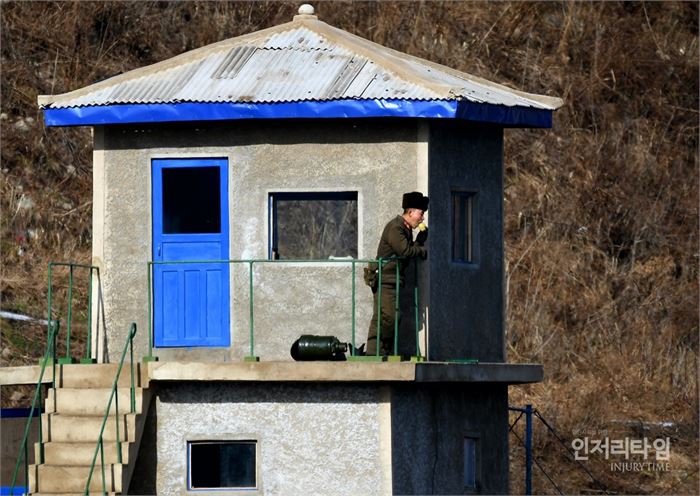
top-left (267, 189), bottom-right (362, 263)
top-left (187, 439), bottom-right (259, 492)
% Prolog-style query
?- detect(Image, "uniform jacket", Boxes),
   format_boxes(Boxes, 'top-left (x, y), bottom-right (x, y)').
top-left (372, 215), bottom-right (427, 284)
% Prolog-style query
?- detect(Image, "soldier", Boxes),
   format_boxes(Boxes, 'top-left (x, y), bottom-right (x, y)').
top-left (365, 192), bottom-right (428, 356)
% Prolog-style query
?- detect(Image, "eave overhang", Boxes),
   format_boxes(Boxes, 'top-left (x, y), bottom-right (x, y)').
top-left (42, 99), bottom-right (554, 128)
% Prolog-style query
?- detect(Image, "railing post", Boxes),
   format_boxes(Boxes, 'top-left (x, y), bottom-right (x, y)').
top-left (245, 261), bottom-right (259, 361)
top-left (391, 262), bottom-right (400, 359)
top-left (23, 439), bottom-right (28, 493)
top-left (52, 320), bottom-right (58, 419)
top-left (84, 266), bottom-right (94, 363)
top-left (99, 439), bottom-right (106, 494)
top-left (143, 262), bottom-right (157, 362)
top-left (412, 261), bottom-right (422, 361)
top-left (46, 263), bottom-right (53, 365)
top-left (130, 324), bottom-right (136, 413)
top-left (114, 382), bottom-right (121, 464)
top-left (148, 262), bottom-right (152, 358)
top-left (351, 261), bottom-right (356, 356)
top-left (64, 264), bottom-right (74, 362)
top-left (376, 259), bottom-right (382, 358)
top-left (525, 404), bottom-right (533, 495)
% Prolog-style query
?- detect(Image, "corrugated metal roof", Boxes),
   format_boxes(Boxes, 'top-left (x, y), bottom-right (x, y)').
top-left (38, 14), bottom-right (563, 111)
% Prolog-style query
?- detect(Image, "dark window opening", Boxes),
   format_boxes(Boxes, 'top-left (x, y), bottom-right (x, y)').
top-left (163, 166), bottom-right (220, 234)
top-left (452, 192), bottom-right (476, 263)
top-left (189, 441), bottom-right (256, 490)
top-left (464, 437), bottom-right (477, 490)
top-left (270, 192), bottom-right (358, 260)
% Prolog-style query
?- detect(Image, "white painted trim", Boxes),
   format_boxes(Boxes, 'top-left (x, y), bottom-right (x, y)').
top-left (92, 127), bottom-right (105, 363)
top-left (185, 436), bottom-right (263, 495)
top-left (379, 385), bottom-right (393, 495)
top-left (144, 152), bottom-right (236, 355)
top-left (264, 187), bottom-right (365, 265)
top-left (416, 122), bottom-right (430, 360)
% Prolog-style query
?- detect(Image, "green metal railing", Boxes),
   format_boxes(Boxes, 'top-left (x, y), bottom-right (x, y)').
top-left (47, 262), bottom-right (100, 364)
top-left (147, 258), bottom-right (424, 361)
top-left (9, 320), bottom-right (60, 495)
top-left (85, 323), bottom-right (138, 495)
top-left (9, 262), bottom-right (101, 494)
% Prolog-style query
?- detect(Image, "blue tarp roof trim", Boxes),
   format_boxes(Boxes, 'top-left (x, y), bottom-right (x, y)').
top-left (43, 99), bottom-right (553, 128)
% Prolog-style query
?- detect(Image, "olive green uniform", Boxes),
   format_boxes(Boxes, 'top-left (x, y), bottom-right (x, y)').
top-left (366, 215), bottom-right (426, 355)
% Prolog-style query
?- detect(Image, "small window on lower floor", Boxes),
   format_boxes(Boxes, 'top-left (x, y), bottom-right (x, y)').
top-left (464, 437), bottom-right (478, 490)
top-left (269, 191), bottom-right (358, 260)
top-left (189, 440), bottom-right (257, 490)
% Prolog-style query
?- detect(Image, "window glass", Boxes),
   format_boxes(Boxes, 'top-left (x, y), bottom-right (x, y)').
top-left (270, 192), bottom-right (358, 260)
top-left (452, 192), bottom-right (475, 263)
top-left (189, 441), bottom-right (256, 489)
top-left (163, 167), bottom-right (220, 234)
top-left (464, 437), bottom-right (477, 489)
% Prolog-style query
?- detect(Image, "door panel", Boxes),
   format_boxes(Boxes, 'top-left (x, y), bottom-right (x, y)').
top-left (152, 158), bottom-right (230, 348)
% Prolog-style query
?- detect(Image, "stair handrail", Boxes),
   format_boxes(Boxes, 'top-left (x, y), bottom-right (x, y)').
top-left (9, 320), bottom-right (60, 495)
top-left (84, 322), bottom-right (138, 495)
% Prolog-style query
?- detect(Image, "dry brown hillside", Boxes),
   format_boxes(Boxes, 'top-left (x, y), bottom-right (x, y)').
top-left (1, 1), bottom-right (698, 494)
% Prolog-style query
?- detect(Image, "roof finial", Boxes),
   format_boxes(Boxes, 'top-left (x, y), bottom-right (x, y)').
top-left (298, 4), bottom-right (314, 15)
top-left (294, 4), bottom-right (317, 20)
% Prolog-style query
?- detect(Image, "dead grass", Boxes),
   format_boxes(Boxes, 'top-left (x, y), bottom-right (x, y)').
top-left (0, 1), bottom-right (697, 493)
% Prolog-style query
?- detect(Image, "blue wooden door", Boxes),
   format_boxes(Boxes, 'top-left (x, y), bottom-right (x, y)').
top-left (152, 158), bottom-right (230, 347)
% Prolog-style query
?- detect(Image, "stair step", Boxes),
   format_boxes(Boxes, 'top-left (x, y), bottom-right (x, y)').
top-left (30, 464), bottom-right (123, 493)
top-left (38, 441), bottom-right (130, 466)
top-left (43, 413), bottom-right (136, 442)
top-left (46, 388), bottom-right (144, 416)
top-left (30, 364), bottom-right (151, 495)
top-left (57, 363), bottom-right (145, 389)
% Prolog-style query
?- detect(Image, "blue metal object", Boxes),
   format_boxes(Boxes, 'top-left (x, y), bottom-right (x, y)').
top-left (152, 158), bottom-right (230, 347)
top-left (1, 486), bottom-right (26, 495)
top-left (43, 99), bottom-right (553, 128)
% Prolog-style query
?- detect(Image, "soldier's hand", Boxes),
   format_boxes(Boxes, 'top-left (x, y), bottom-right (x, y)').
top-left (416, 227), bottom-right (428, 245)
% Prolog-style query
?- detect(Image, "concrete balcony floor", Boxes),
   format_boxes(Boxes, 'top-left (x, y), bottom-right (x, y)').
top-left (1, 360), bottom-right (542, 386)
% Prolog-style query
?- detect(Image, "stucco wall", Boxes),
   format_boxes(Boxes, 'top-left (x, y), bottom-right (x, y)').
top-left (95, 119), bottom-right (423, 361)
top-left (427, 121), bottom-right (505, 362)
top-left (391, 383), bottom-right (509, 495)
top-left (130, 381), bottom-right (509, 495)
top-left (143, 382), bottom-right (390, 495)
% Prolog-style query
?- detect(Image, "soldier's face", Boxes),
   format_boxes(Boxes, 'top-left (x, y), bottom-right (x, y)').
top-left (405, 208), bottom-right (424, 229)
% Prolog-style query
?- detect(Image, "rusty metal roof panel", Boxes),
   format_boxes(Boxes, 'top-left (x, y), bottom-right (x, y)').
top-left (229, 46), bottom-right (357, 102)
top-left (38, 14), bottom-right (564, 112)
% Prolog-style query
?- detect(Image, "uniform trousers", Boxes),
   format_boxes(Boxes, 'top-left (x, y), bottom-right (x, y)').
top-left (366, 283), bottom-right (399, 356)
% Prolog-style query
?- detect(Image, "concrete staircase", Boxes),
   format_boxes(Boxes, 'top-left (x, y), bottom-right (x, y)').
top-left (28, 363), bottom-right (151, 495)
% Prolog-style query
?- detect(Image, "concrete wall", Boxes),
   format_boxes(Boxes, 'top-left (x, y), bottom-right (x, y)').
top-left (391, 383), bottom-right (509, 495)
top-left (139, 382), bottom-right (391, 495)
top-left (427, 121), bottom-right (505, 362)
top-left (95, 119), bottom-right (424, 361)
top-left (130, 381), bottom-right (508, 495)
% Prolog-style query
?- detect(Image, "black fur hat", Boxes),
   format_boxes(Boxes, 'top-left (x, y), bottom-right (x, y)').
top-left (402, 191), bottom-right (429, 211)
